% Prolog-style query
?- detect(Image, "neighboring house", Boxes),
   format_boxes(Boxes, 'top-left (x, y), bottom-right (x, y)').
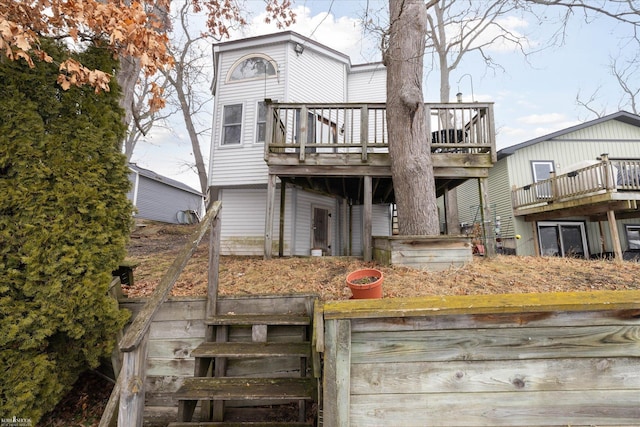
top-left (127, 163), bottom-right (204, 224)
top-left (455, 111), bottom-right (640, 259)
top-left (209, 31), bottom-right (496, 257)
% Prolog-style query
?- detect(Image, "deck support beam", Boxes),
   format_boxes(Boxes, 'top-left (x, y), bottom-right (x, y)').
top-left (279, 180), bottom-right (286, 257)
top-left (478, 177), bottom-right (495, 257)
top-left (363, 175), bottom-right (372, 262)
top-left (265, 174), bottom-right (277, 259)
top-left (445, 187), bottom-right (460, 235)
top-left (607, 209), bottom-right (623, 262)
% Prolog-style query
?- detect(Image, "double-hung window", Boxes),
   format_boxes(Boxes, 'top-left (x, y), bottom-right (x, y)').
top-left (222, 104), bottom-right (242, 145)
top-left (256, 101), bottom-right (266, 143)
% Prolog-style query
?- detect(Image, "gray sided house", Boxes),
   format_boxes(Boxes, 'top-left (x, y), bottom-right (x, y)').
top-left (455, 111), bottom-right (640, 259)
top-left (128, 164), bottom-right (204, 224)
top-left (209, 31), bottom-right (391, 256)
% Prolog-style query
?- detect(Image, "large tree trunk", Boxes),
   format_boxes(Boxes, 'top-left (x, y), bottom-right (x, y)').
top-left (384, 0), bottom-right (439, 236)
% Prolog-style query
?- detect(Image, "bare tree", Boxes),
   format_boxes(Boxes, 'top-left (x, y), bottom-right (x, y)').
top-left (123, 73), bottom-right (177, 162)
top-left (158, 1), bottom-right (216, 194)
top-left (381, 0), bottom-right (639, 236)
top-left (576, 53), bottom-right (639, 117)
top-left (384, 0), bottom-right (440, 235)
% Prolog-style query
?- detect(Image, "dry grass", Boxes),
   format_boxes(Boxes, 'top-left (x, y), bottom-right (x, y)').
top-left (123, 222), bottom-right (640, 300)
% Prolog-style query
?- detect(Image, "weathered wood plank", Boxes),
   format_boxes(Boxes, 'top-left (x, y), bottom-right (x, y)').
top-left (191, 342), bottom-right (311, 358)
top-left (146, 357), bottom-right (306, 379)
top-left (323, 319), bottom-right (351, 427)
top-left (118, 334), bottom-right (148, 427)
top-left (349, 309), bottom-right (640, 332)
top-left (148, 338), bottom-right (203, 359)
top-left (350, 358), bottom-right (640, 394)
top-left (349, 390), bottom-right (640, 426)
top-left (149, 320), bottom-right (206, 339)
top-left (351, 325), bottom-right (640, 363)
top-left (322, 290), bottom-right (640, 320)
top-left (120, 295), bottom-right (318, 322)
top-left (205, 314), bottom-right (310, 326)
top-left (168, 422), bottom-right (311, 427)
top-left (174, 377), bottom-right (316, 401)
top-left (147, 358), bottom-right (195, 377)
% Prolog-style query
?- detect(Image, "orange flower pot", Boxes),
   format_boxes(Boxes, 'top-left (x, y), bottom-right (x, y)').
top-left (346, 268), bottom-right (383, 299)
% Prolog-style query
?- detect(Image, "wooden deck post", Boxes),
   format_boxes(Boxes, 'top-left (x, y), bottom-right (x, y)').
top-left (363, 175), bottom-right (372, 262)
top-left (264, 173), bottom-right (277, 259)
top-left (207, 211), bottom-right (222, 319)
top-left (478, 177), bottom-right (495, 257)
top-left (444, 187), bottom-right (460, 235)
top-left (118, 334), bottom-right (148, 427)
top-left (323, 319), bottom-right (351, 427)
top-left (279, 180), bottom-right (286, 257)
top-left (607, 209), bottom-right (623, 262)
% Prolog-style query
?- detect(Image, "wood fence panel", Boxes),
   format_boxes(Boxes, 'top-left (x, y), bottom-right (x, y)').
top-left (322, 290), bottom-right (640, 427)
top-left (349, 390), bottom-right (640, 427)
top-left (350, 357), bottom-right (640, 394)
top-left (351, 325), bottom-right (640, 363)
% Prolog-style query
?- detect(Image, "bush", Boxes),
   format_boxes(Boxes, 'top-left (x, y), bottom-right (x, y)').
top-left (0, 41), bottom-right (132, 422)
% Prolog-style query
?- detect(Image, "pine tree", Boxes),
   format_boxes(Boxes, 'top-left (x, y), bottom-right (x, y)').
top-left (0, 40), bottom-right (132, 422)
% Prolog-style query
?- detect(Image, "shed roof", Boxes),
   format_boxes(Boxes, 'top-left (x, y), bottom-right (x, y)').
top-left (497, 110), bottom-right (640, 160)
top-left (129, 164), bottom-right (203, 196)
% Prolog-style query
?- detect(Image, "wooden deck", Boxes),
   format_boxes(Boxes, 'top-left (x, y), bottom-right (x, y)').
top-left (264, 102), bottom-right (496, 202)
top-left (512, 156), bottom-right (640, 220)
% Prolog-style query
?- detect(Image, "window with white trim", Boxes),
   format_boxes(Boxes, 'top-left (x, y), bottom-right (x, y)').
top-left (222, 104), bottom-right (242, 145)
top-left (228, 55), bottom-right (277, 82)
top-left (256, 101), bottom-right (267, 143)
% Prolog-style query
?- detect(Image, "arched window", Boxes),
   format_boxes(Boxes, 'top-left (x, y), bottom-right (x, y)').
top-left (227, 54), bottom-right (277, 82)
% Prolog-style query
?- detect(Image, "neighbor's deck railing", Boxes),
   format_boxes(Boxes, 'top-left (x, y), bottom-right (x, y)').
top-left (512, 157), bottom-right (640, 210)
top-left (264, 101), bottom-right (495, 162)
top-left (99, 200), bottom-right (222, 427)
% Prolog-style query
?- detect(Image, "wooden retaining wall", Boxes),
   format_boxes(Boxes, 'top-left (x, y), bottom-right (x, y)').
top-left (118, 294), bottom-right (316, 426)
top-left (373, 235), bottom-right (473, 271)
top-left (321, 290), bottom-right (640, 427)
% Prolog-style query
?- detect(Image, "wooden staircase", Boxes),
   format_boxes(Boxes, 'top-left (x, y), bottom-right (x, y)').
top-left (168, 313), bottom-right (317, 427)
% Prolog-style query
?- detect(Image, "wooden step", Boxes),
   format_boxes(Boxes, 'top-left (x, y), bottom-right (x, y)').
top-left (168, 422), bottom-right (311, 427)
top-left (192, 342), bottom-right (311, 359)
top-left (205, 314), bottom-right (310, 327)
top-left (175, 377), bottom-right (317, 402)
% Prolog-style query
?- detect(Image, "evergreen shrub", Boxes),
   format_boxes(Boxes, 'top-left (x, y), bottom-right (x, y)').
top-left (0, 41), bottom-right (132, 422)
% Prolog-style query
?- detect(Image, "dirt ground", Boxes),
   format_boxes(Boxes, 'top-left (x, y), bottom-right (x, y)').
top-left (123, 221), bottom-right (640, 300)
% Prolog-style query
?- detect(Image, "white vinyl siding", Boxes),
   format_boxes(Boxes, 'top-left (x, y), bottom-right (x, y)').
top-left (210, 45), bottom-right (286, 187)
top-left (217, 187), bottom-right (290, 256)
top-left (287, 43), bottom-right (347, 102)
top-left (351, 204), bottom-right (392, 256)
top-left (348, 65), bottom-right (386, 102)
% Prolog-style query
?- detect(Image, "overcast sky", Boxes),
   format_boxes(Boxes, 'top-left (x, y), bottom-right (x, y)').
top-left (130, 0), bottom-right (637, 191)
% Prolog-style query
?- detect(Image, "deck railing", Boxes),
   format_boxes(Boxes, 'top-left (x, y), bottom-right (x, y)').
top-left (265, 101), bottom-right (495, 162)
top-left (512, 158), bottom-right (640, 210)
top-left (99, 200), bottom-right (222, 427)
